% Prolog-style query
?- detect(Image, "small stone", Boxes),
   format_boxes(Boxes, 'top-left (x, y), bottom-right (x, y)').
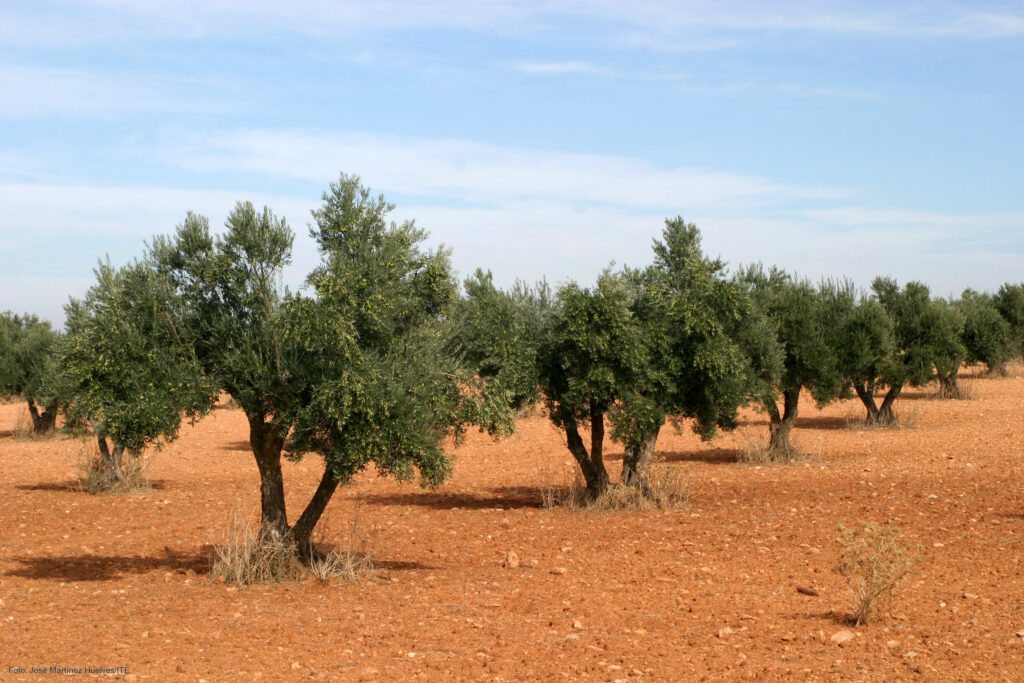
top-left (1016, 630), bottom-right (1024, 638)
top-left (503, 551), bottom-right (520, 569)
top-left (886, 640), bottom-right (900, 648)
top-left (830, 630), bottom-right (854, 645)
top-left (904, 651), bottom-right (917, 659)
top-left (796, 586), bottom-right (819, 597)
top-left (572, 620), bottom-right (583, 629)
top-left (718, 627), bottom-right (733, 639)
top-left (551, 567), bottom-right (568, 575)
top-left (933, 542), bottom-right (944, 548)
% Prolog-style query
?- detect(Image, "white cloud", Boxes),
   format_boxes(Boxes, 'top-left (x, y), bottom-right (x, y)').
top-left (162, 129), bottom-right (845, 211)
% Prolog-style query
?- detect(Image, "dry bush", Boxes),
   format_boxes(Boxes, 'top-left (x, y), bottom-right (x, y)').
top-left (844, 401), bottom-right (920, 431)
top-left (736, 432), bottom-right (810, 465)
top-left (210, 514), bottom-right (304, 586)
top-left (542, 462), bottom-right (690, 511)
top-left (71, 439), bottom-right (152, 495)
top-left (834, 522), bottom-right (919, 626)
top-left (305, 509), bottom-right (376, 584)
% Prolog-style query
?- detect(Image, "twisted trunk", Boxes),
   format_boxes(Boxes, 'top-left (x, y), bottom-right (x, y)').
top-left (938, 371), bottom-right (962, 399)
top-left (248, 414), bottom-right (289, 539)
top-left (767, 386), bottom-right (800, 458)
top-left (854, 381), bottom-right (900, 426)
top-left (27, 399), bottom-right (57, 434)
top-left (563, 401), bottom-right (610, 496)
top-left (621, 428), bottom-right (660, 493)
top-left (291, 466), bottom-right (341, 559)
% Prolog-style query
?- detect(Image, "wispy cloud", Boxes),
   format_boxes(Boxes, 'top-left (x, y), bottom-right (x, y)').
top-left (513, 61), bottom-right (619, 76)
top-left (161, 128), bottom-right (846, 211)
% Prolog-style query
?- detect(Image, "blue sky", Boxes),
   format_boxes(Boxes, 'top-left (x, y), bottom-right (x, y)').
top-left (2, 0), bottom-right (1023, 324)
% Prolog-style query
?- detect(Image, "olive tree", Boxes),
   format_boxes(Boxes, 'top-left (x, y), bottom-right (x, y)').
top-left (151, 174), bottom-right (508, 552)
top-left (994, 282), bottom-right (1024, 358)
top-left (957, 290), bottom-right (1013, 376)
top-left (60, 259), bottom-right (214, 482)
top-left (734, 267), bottom-right (847, 458)
top-left (0, 312), bottom-right (65, 434)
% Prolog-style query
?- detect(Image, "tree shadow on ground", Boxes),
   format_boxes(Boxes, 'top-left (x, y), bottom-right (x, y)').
top-left (659, 448), bottom-right (742, 465)
top-left (5, 545), bottom-right (215, 582)
top-left (787, 610), bottom-right (856, 627)
top-left (0, 429), bottom-right (15, 439)
top-left (357, 486), bottom-right (546, 510)
top-left (794, 416), bottom-right (849, 430)
top-left (14, 479), bottom-right (170, 492)
top-left (227, 441), bottom-right (252, 452)
top-left (374, 560), bottom-right (436, 572)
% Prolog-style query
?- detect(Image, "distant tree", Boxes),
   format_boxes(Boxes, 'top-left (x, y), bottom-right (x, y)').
top-left (841, 278), bottom-right (962, 425)
top-left (735, 267), bottom-right (847, 458)
top-left (994, 282), bottom-right (1024, 359)
top-left (151, 175), bottom-right (509, 554)
top-left (957, 290), bottom-right (1013, 376)
top-left (60, 259), bottom-right (215, 482)
top-left (931, 298), bottom-right (967, 398)
top-left (0, 312), bottom-right (64, 434)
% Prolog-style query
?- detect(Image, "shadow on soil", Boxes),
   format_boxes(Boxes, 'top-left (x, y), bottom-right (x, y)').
top-left (660, 448), bottom-right (742, 465)
top-left (358, 486), bottom-right (546, 510)
top-left (14, 479), bottom-right (170, 492)
top-left (794, 416), bottom-right (849, 430)
top-left (0, 429), bottom-right (15, 439)
top-left (5, 546), bottom-right (215, 582)
top-left (227, 441), bottom-right (252, 452)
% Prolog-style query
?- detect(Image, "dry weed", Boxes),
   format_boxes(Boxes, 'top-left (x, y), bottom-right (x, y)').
top-left (306, 509), bottom-right (376, 584)
top-left (542, 462), bottom-right (690, 511)
top-left (71, 439), bottom-right (152, 494)
top-left (834, 522), bottom-right (920, 626)
top-left (210, 513), bottom-right (304, 586)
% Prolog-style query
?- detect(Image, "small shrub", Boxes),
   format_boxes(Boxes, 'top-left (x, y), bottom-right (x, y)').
top-left (736, 432), bottom-right (808, 465)
top-left (935, 376), bottom-right (975, 400)
top-left (834, 522), bottom-right (919, 626)
top-left (210, 514), bottom-right (304, 586)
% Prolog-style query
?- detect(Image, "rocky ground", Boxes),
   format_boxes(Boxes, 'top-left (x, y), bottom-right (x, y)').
top-left (1, 365), bottom-right (1022, 681)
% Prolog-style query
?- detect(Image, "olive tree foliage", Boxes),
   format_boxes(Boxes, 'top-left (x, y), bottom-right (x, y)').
top-left (931, 298), bottom-right (967, 398)
top-left (994, 282), bottom-right (1024, 358)
top-left (957, 290), bottom-right (1013, 377)
top-left (734, 267), bottom-right (847, 457)
top-left (841, 278), bottom-right (962, 425)
top-left (61, 260), bottom-right (215, 481)
top-left (608, 220), bottom-right (777, 490)
top-left (0, 312), bottom-right (65, 434)
top-left (151, 174), bottom-right (509, 552)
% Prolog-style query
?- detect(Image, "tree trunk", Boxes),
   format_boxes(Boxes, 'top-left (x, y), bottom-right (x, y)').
top-left (875, 385), bottom-right (901, 426)
top-left (853, 382), bottom-right (880, 424)
top-left (989, 361), bottom-right (1008, 377)
top-left (291, 466), bottom-right (341, 560)
top-left (938, 371), bottom-right (962, 399)
top-left (621, 427), bottom-right (660, 493)
top-left (26, 399), bottom-right (57, 434)
top-left (95, 433), bottom-right (125, 482)
top-left (767, 386), bottom-right (800, 458)
top-left (563, 409), bottom-right (609, 497)
top-left (248, 414), bottom-right (289, 539)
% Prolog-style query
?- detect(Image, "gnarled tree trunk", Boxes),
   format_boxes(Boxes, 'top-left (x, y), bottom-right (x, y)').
top-left (854, 382), bottom-right (900, 426)
top-left (563, 401), bottom-right (610, 496)
top-left (291, 466), bottom-right (341, 560)
top-left (27, 399), bottom-right (57, 434)
top-left (767, 386), bottom-right (800, 458)
top-left (621, 428), bottom-right (660, 494)
top-left (248, 414), bottom-right (289, 540)
top-left (938, 371), bottom-right (963, 399)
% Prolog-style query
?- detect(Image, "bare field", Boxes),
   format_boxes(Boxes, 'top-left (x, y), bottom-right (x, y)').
top-left (1, 367), bottom-right (1023, 681)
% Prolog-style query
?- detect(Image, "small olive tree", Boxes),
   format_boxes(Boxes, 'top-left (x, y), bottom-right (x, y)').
top-left (61, 259), bottom-right (214, 482)
top-left (0, 312), bottom-right (65, 434)
top-left (959, 290), bottom-right (1015, 376)
top-left (994, 282), bottom-right (1024, 358)
top-left (734, 267), bottom-right (847, 458)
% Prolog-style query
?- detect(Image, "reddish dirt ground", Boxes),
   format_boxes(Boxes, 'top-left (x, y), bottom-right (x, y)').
top-left (1, 367), bottom-right (1023, 681)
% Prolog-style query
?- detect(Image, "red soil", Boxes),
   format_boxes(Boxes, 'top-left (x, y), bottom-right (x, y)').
top-left (1, 367), bottom-right (1023, 681)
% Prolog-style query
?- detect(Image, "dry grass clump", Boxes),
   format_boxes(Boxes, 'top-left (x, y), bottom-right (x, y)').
top-left (210, 514), bottom-right (304, 586)
top-left (211, 510), bottom-right (376, 586)
top-left (306, 512), bottom-right (376, 584)
top-left (834, 522), bottom-right (920, 626)
top-left (542, 463), bottom-right (690, 511)
top-left (936, 376), bottom-right (976, 400)
top-left (736, 433), bottom-right (810, 465)
top-left (71, 439), bottom-right (152, 494)
top-left (844, 401), bottom-right (920, 431)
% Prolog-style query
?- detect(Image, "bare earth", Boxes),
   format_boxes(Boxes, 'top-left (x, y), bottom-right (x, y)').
top-left (1, 367), bottom-right (1022, 682)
